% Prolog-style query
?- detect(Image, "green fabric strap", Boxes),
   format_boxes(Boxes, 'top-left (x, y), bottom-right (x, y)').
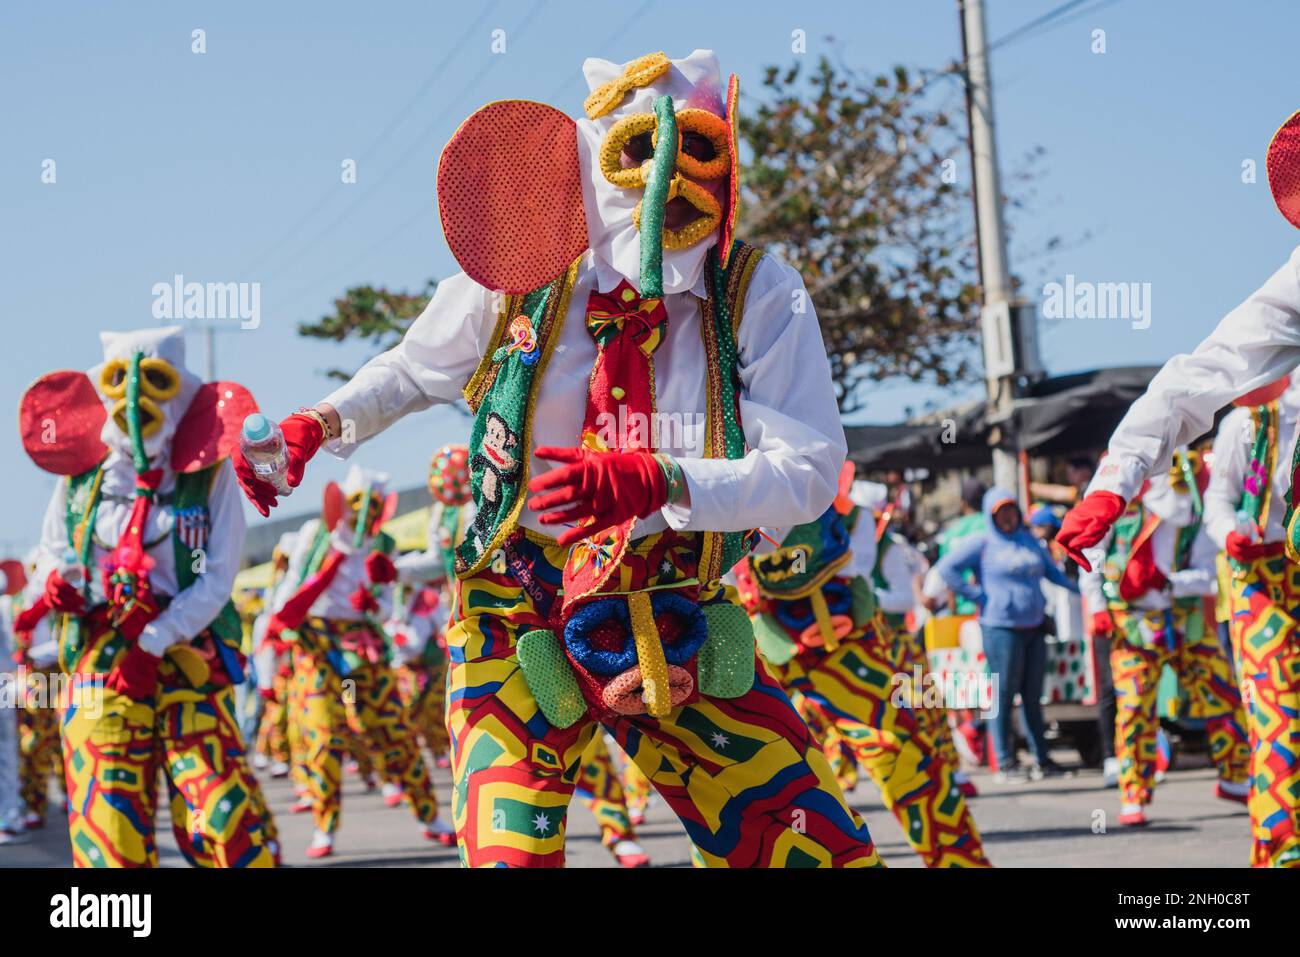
top-left (1101, 504), bottom-right (1144, 605)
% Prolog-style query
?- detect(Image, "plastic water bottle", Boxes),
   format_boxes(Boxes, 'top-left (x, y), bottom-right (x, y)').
top-left (1235, 510), bottom-right (1259, 542)
top-left (241, 413), bottom-right (293, 497)
top-left (59, 547), bottom-right (83, 587)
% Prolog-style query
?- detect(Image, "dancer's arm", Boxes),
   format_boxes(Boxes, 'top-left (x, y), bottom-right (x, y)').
top-left (1090, 247), bottom-right (1300, 502)
top-left (663, 256), bottom-right (847, 532)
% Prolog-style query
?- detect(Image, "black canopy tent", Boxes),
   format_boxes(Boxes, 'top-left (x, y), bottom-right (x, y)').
top-left (845, 366), bottom-right (1163, 472)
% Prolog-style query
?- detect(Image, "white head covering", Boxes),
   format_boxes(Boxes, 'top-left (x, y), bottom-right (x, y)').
top-left (576, 50), bottom-right (725, 295)
top-left (849, 480), bottom-right (889, 512)
top-left (342, 464), bottom-right (390, 498)
top-left (91, 326), bottom-right (201, 463)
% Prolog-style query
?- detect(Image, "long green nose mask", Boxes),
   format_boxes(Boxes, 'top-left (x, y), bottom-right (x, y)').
top-left (636, 94), bottom-right (676, 299)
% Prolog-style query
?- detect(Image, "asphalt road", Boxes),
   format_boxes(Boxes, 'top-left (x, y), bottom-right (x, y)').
top-left (0, 747), bottom-right (1254, 868)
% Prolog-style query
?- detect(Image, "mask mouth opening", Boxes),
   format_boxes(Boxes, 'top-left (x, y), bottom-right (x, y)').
top-left (110, 395), bottom-right (163, 439)
top-left (598, 106), bottom-right (731, 252)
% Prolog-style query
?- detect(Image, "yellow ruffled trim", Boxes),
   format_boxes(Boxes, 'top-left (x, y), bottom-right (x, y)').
top-left (583, 52), bottom-right (671, 120)
top-left (631, 175), bottom-right (722, 250)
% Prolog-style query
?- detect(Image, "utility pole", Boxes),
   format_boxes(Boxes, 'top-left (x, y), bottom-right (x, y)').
top-left (959, 0), bottom-right (1038, 498)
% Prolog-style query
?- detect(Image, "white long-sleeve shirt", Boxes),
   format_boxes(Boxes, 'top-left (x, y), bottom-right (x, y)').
top-left (394, 500), bottom-right (476, 585)
top-left (1080, 474), bottom-right (1218, 613)
top-left (321, 251), bottom-right (847, 538)
top-left (270, 518), bottom-right (390, 624)
top-left (1203, 381), bottom-right (1300, 547)
top-left (840, 513), bottom-right (926, 615)
top-left (1090, 245), bottom-right (1300, 502)
top-left (35, 450), bottom-right (245, 647)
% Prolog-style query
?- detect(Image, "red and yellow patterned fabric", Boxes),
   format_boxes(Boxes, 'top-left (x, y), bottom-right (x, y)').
top-left (1111, 606), bottom-right (1248, 808)
top-left (60, 621), bottom-right (275, 867)
top-left (18, 668), bottom-right (63, 822)
top-left (770, 619), bottom-right (990, 869)
top-left (1228, 554), bottom-right (1300, 866)
top-left (446, 529), bottom-right (882, 868)
top-left (395, 660), bottom-right (450, 761)
top-left (573, 735), bottom-right (637, 851)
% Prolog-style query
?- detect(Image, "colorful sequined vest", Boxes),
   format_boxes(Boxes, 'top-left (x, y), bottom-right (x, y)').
top-left (457, 240), bottom-right (763, 582)
top-left (60, 461), bottom-right (243, 688)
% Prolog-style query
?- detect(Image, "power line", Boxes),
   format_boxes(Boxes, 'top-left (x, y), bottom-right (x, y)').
top-left (267, 0), bottom-right (658, 322)
top-left (255, 0), bottom-right (547, 288)
top-left (234, 0), bottom-right (504, 279)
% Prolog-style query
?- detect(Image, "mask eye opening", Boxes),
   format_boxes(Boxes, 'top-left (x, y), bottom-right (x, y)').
top-left (138, 357), bottom-right (181, 401)
top-left (99, 360), bottom-right (129, 399)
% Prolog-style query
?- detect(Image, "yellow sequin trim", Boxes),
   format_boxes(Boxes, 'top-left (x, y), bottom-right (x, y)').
top-left (583, 52), bottom-right (671, 120)
top-left (628, 591), bottom-right (672, 718)
top-left (631, 175), bottom-right (722, 249)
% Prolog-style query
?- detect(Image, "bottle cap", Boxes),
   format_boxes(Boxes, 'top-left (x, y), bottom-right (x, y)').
top-left (62, 547), bottom-right (78, 565)
top-left (242, 412), bottom-right (273, 442)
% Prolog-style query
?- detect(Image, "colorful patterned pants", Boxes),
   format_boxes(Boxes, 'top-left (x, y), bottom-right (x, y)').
top-left (292, 621), bottom-right (438, 834)
top-left (254, 669), bottom-right (291, 764)
top-left (896, 627), bottom-right (963, 775)
top-left (1228, 555), bottom-right (1300, 867)
top-left (1111, 607), bottom-right (1249, 807)
top-left (447, 531), bottom-right (882, 868)
top-left (573, 734), bottom-right (637, 850)
top-left (772, 620), bottom-right (990, 868)
top-left (18, 670), bottom-right (63, 822)
top-left (60, 622), bottom-right (276, 868)
top-left (395, 661), bottom-right (451, 760)
top-left (795, 693), bottom-right (859, 793)
top-left (621, 753), bottom-right (653, 822)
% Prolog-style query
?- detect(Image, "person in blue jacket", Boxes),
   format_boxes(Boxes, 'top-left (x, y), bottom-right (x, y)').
top-left (935, 487), bottom-right (1079, 782)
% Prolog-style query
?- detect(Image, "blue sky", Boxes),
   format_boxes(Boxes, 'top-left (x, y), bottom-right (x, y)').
top-left (3, 0), bottom-right (1298, 551)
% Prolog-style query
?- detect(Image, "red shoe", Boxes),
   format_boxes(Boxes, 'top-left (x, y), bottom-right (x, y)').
top-left (305, 830), bottom-right (334, 859)
top-left (1216, 781), bottom-right (1249, 805)
top-left (957, 778), bottom-right (979, 798)
top-left (422, 820), bottom-right (457, 846)
top-left (289, 798), bottom-right (314, 815)
top-left (23, 813), bottom-right (45, 831)
top-left (629, 812), bottom-right (646, 827)
top-left (435, 755), bottom-right (451, 769)
top-left (382, 783), bottom-right (404, 808)
top-left (1119, 805), bottom-right (1148, 827)
top-left (612, 840), bottom-right (650, 867)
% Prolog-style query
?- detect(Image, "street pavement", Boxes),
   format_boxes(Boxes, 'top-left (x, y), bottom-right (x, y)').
top-left (1, 747), bottom-right (1254, 868)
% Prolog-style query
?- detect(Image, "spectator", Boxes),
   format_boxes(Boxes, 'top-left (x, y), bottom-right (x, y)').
top-left (935, 487), bottom-right (1080, 783)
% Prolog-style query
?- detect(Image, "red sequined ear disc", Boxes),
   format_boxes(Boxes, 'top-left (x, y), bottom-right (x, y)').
top-left (438, 100), bottom-right (588, 294)
top-left (172, 381), bottom-right (259, 474)
top-left (19, 370), bottom-right (109, 475)
top-left (323, 482), bottom-right (345, 532)
top-left (0, 559), bottom-right (27, 596)
top-left (1268, 109), bottom-right (1300, 229)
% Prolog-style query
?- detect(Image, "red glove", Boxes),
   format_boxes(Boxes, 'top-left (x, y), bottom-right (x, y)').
top-left (366, 552), bottom-right (397, 585)
top-left (231, 412), bottom-right (326, 517)
top-left (1091, 610), bottom-right (1115, 637)
top-left (527, 446), bottom-right (667, 548)
top-left (265, 615), bottom-right (292, 653)
top-left (1225, 531), bottom-right (1272, 564)
top-left (1057, 491), bottom-right (1126, 571)
top-left (350, 587), bottom-right (379, 615)
top-left (258, 687), bottom-right (278, 702)
top-left (104, 645), bottom-right (162, 701)
top-left (14, 596), bottom-right (51, 633)
top-left (43, 569), bottom-right (85, 616)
